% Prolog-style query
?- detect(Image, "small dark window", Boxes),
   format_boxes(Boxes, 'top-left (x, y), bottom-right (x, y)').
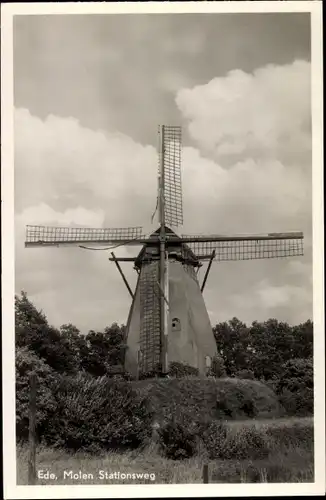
top-left (171, 317), bottom-right (181, 331)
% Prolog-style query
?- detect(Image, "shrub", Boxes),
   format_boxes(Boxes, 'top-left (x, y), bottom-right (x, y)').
top-left (200, 420), bottom-right (228, 459)
top-left (168, 362), bottom-right (199, 378)
top-left (276, 358), bottom-right (313, 416)
top-left (277, 358), bottom-right (313, 391)
top-left (40, 373), bottom-right (153, 451)
top-left (214, 388), bottom-right (258, 420)
top-left (278, 387), bottom-right (313, 417)
top-left (200, 421), bottom-right (269, 460)
top-left (235, 369), bottom-right (255, 380)
top-left (158, 419), bottom-right (197, 460)
top-left (215, 391), bottom-right (234, 418)
top-left (207, 355), bottom-right (226, 378)
top-left (133, 377), bottom-right (282, 424)
top-left (265, 421), bottom-right (314, 450)
top-left (16, 346), bottom-right (57, 441)
top-left (224, 426), bottom-right (270, 460)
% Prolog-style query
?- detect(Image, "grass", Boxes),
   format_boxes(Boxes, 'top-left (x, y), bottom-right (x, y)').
top-left (17, 417), bottom-right (314, 485)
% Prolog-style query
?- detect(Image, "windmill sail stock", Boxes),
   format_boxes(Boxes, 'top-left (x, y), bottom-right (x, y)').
top-left (160, 125), bottom-right (183, 228)
top-left (180, 232), bottom-right (304, 261)
top-left (24, 123), bottom-right (305, 379)
top-left (25, 225), bottom-right (146, 248)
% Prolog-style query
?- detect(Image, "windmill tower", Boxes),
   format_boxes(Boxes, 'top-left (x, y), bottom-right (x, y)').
top-left (25, 125), bottom-right (304, 378)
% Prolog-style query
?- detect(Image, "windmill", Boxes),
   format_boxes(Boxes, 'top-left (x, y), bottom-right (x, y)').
top-left (25, 125), bottom-right (304, 378)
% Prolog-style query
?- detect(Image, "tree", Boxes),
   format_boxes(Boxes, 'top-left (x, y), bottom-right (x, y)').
top-left (247, 319), bottom-right (295, 380)
top-left (213, 318), bottom-right (250, 376)
top-left (276, 358), bottom-right (313, 416)
top-left (80, 323), bottom-right (126, 376)
top-left (15, 291), bottom-right (78, 373)
top-left (291, 320), bottom-right (313, 359)
top-left (59, 323), bottom-right (87, 372)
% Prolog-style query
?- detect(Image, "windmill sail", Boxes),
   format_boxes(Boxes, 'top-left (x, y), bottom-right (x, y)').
top-left (25, 225), bottom-right (145, 247)
top-left (139, 261), bottom-right (161, 373)
top-left (181, 232), bottom-right (304, 261)
top-left (160, 125), bottom-right (183, 227)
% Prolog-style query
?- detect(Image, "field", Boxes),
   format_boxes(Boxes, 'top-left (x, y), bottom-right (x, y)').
top-left (17, 417), bottom-right (314, 484)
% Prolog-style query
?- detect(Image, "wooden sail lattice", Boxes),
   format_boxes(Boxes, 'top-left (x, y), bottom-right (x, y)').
top-left (139, 261), bottom-right (161, 374)
top-left (162, 126), bottom-right (183, 227)
top-left (184, 237), bottom-right (304, 261)
top-left (25, 225), bottom-right (144, 246)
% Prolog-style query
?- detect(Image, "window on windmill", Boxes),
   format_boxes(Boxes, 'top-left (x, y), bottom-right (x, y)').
top-left (171, 317), bottom-right (181, 331)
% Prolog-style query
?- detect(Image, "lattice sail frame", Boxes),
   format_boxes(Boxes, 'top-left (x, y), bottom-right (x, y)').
top-left (139, 262), bottom-right (161, 374)
top-left (181, 233), bottom-right (304, 261)
top-left (25, 225), bottom-right (144, 246)
top-left (160, 125), bottom-right (183, 227)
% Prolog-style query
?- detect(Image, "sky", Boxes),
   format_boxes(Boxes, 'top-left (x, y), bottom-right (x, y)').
top-left (14, 12), bottom-right (313, 333)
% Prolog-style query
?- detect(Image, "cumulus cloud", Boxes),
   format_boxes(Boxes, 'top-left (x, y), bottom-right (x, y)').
top-left (176, 60), bottom-right (311, 166)
top-left (177, 60), bottom-right (312, 326)
top-left (18, 204), bottom-right (105, 227)
top-left (14, 110), bottom-right (159, 330)
top-left (15, 108), bottom-right (158, 228)
top-left (14, 60), bottom-right (312, 331)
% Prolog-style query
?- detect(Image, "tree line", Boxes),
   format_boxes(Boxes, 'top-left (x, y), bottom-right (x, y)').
top-left (15, 290), bottom-right (313, 416)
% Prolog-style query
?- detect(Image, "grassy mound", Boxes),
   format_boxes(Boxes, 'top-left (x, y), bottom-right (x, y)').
top-left (132, 377), bottom-right (283, 424)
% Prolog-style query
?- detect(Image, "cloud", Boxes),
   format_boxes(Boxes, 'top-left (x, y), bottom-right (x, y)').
top-left (15, 108), bottom-right (158, 228)
top-left (161, 32), bottom-right (206, 56)
top-left (158, 71), bottom-right (193, 93)
top-left (18, 204), bottom-right (105, 227)
top-left (177, 60), bottom-right (312, 326)
top-left (14, 60), bottom-right (312, 331)
top-left (176, 60), bottom-right (311, 165)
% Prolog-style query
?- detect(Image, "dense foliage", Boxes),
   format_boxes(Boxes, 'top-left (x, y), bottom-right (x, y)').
top-left (15, 291), bottom-right (313, 452)
top-left (168, 361), bottom-right (199, 377)
top-left (40, 373), bottom-right (153, 452)
top-left (213, 317), bottom-right (313, 380)
top-left (158, 420), bottom-right (197, 460)
top-left (134, 377), bottom-right (282, 423)
top-left (15, 346), bottom-right (57, 440)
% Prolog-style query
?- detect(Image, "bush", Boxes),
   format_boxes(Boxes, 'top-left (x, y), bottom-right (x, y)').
top-left (200, 421), bottom-right (269, 460)
top-left (158, 419), bottom-right (197, 460)
top-left (16, 347), bottom-right (57, 441)
top-left (133, 377), bottom-right (282, 424)
top-left (168, 362), bottom-right (199, 378)
top-left (207, 355), bottom-right (226, 378)
top-left (214, 388), bottom-right (258, 420)
top-left (265, 421), bottom-right (314, 450)
top-left (215, 391), bottom-right (234, 418)
top-left (40, 373), bottom-right (153, 451)
top-left (276, 358), bottom-right (313, 416)
top-left (200, 420), bottom-right (228, 459)
top-left (223, 426), bottom-right (270, 460)
top-left (235, 369), bottom-right (255, 380)
top-left (278, 387), bottom-right (313, 416)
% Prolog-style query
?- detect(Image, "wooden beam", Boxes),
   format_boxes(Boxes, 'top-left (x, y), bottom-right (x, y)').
top-left (109, 257), bottom-right (137, 262)
top-left (25, 231), bottom-right (303, 248)
top-left (111, 252), bottom-right (134, 299)
top-left (202, 464), bottom-right (209, 483)
top-left (28, 372), bottom-right (37, 485)
top-left (159, 125), bottom-right (168, 375)
top-left (201, 250), bottom-right (216, 293)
